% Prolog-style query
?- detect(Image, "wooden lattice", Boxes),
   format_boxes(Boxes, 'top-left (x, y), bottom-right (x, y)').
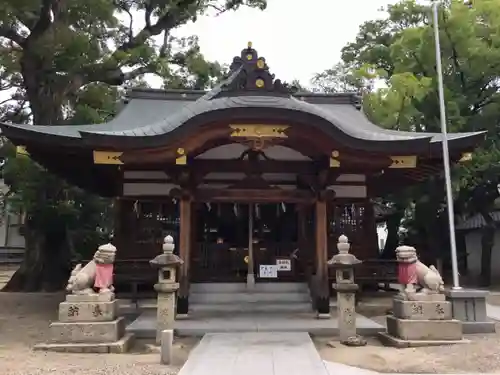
top-left (327, 203), bottom-right (372, 259)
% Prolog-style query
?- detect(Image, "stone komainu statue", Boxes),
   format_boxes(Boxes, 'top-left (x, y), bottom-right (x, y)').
top-left (66, 243), bottom-right (117, 295)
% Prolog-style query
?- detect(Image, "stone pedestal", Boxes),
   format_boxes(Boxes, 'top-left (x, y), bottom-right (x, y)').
top-left (150, 235), bottom-right (183, 344)
top-left (445, 288), bottom-right (496, 334)
top-left (34, 293), bottom-right (134, 353)
top-left (335, 283), bottom-right (358, 343)
top-left (379, 294), bottom-right (468, 347)
top-left (155, 283), bottom-right (179, 344)
top-left (328, 235), bottom-right (366, 346)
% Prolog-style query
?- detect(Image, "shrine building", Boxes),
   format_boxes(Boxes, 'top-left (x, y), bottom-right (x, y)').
top-left (0, 43), bottom-right (484, 315)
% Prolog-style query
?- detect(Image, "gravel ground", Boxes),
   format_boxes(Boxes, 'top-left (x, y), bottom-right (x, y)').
top-left (3, 292), bottom-right (500, 374)
top-left (316, 297), bottom-right (500, 374)
top-left (0, 292), bottom-right (196, 375)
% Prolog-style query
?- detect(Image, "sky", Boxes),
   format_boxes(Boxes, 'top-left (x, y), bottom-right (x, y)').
top-left (0, 0), bottom-right (396, 102)
top-left (157, 0), bottom-right (396, 87)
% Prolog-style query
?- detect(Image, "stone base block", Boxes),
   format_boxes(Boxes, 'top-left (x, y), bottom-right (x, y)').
top-left (34, 333), bottom-right (134, 353)
top-left (49, 317), bottom-right (125, 344)
top-left (58, 300), bottom-right (117, 322)
top-left (393, 299), bottom-right (451, 320)
top-left (378, 331), bottom-right (469, 348)
top-left (386, 315), bottom-right (462, 341)
top-left (66, 293), bottom-right (115, 303)
top-left (317, 313), bottom-right (331, 320)
top-left (398, 292), bottom-right (446, 302)
top-left (444, 288), bottom-right (495, 334)
top-left (462, 320), bottom-right (496, 334)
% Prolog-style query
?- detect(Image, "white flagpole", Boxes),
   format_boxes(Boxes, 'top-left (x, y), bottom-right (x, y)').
top-left (432, 0), bottom-right (461, 289)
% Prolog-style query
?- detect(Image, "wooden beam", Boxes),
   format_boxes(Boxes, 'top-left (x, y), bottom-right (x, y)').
top-left (187, 188), bottom-right (316, 203)
top-left (177, 198), bottom-right (192, 315)
top-left (185, 160), bottom-right (319, 174)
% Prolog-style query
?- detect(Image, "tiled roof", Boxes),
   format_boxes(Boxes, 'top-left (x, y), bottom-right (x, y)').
top-left (456, 211), bottom-right (500, 230)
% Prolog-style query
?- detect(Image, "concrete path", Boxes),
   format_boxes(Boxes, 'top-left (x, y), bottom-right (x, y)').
top-left (323, 361), bottom-right (500, 375)
top-left (178, 332), bottom-right (329, 375)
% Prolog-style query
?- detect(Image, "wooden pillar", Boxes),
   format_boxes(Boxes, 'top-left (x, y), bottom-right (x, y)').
top-left (247, 203), bottom-right (256, 288)
top-left (297, 204), bottom-right (310, 280)
top-left (177, 198), bottom-right (192, 315)
top-left (315, 199), bottom-right (330, 315)
top-left (363, 202), bottom-right (379, 259)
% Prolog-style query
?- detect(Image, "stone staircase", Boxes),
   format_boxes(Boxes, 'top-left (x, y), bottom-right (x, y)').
top-left (189, 282), bottom-right (312, 314)
top-left (0, 265), bottom-right (18, 289)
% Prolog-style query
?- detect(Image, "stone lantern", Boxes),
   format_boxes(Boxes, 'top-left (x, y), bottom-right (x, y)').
top-left (150, 235), bottom-right (184, 344)
top-left (328, 235), bottom-right (366, 346)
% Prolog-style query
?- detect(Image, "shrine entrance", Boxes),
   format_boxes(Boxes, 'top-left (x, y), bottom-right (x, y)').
top-left (190, 202), bottom-right (312, 283)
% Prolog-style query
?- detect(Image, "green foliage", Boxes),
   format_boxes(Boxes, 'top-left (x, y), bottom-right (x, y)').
top-left (0, 0), bottom-right (267, 289)
top-left (319, 0), bottom-right (500, 214)
top-left (315, 1), bottom-right (500, 272)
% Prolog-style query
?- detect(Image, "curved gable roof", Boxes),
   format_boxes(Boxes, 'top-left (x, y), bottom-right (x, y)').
top-left (0, 42), bottom-right (485, 155)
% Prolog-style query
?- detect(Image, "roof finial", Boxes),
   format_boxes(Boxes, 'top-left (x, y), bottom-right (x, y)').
top-left (247, 41), bottom-right (253, 49)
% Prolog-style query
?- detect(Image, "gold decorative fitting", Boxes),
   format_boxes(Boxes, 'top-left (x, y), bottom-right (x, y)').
top-left (330, 150), bottom-right (340, 168)
top-left (459, 152), bottom-right (472, 162)
top-left (255, 78), bottom-right (265, 88)
top-left (16, 146), bottom-right (29, 156)
top-left (176, 148), bottom-right (187, 165)
top-left (229, 124), bottom-right (289, 138)
top-left (252, 138), bottom-right (266, 150)
top-left (246, 54), bottom-right (253, 60)
top-left (256, 59), bottom-right (265, 69)
top-left (247, 41), bottom-right (253, 48)
top-left (93, 151), bottom-right (123, 165)
top-left (389, 156), bottom-right (417, 168)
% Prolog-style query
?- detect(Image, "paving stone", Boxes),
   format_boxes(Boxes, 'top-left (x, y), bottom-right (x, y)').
top-left (178, 332), bottom-right (329, 375)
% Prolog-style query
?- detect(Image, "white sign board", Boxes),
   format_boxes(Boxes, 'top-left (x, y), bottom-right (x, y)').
top-left (276, 258), bottom-right (292, 271)
top-left (259, 265), bottom-right (278, 278)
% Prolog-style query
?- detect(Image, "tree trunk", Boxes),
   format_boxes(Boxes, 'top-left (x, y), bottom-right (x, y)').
top-left (2, 221), bottom-right (70, 292)
top-left (3, 55), bottom-right (69, 292)
top-left (479, 211), bottom-right (496, 287)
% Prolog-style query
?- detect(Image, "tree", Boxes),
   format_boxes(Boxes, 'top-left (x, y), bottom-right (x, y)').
top-left (0, 0), bottom-right (267, 291)
top-left (316, 0), bottom-right (500, 284)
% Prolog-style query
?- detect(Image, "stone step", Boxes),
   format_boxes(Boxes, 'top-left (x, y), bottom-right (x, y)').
top-left (190, 291), bottom-right (311, 304)
top-left (190, 302), bottom-right (312, 313)
top-left (190, 282), bottom-right (309, 294)
top-left (0, 275), bottom-right (13, 282)
top-left (126, 311), bottom-right (385, 338)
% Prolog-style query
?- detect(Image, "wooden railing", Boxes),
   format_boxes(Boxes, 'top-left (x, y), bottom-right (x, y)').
top-left (328, 258), bottom-right (398, 292)
top-left (71, 258), bottom-right (156, 302)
